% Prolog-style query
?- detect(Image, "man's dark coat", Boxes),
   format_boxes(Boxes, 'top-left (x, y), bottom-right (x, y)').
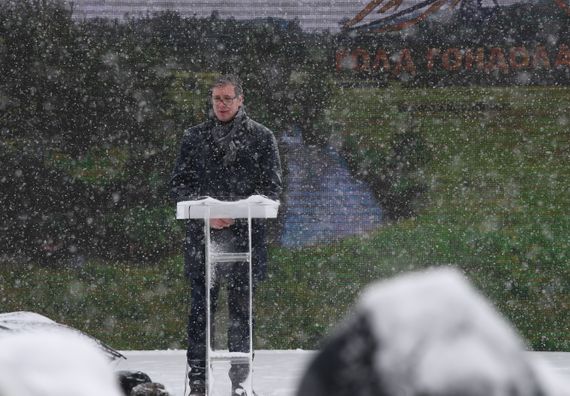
top-left (170, 113), bottom-right (282, 280)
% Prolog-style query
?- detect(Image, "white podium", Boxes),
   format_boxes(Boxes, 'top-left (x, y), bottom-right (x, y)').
top-left (177, 195), bottom-right (279, 396)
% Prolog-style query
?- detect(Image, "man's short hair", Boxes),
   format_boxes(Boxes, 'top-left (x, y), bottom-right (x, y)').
top-left (211, 74), bottom-right (243, 97)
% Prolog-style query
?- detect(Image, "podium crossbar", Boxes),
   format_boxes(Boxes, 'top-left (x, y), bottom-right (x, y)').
top-left (209, 351), bottom-right (251, 362)
top-left (210, 252), bottom-right (250, 263)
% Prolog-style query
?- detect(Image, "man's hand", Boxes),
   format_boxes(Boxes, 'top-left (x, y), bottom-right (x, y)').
top-left (210, 218), bottom-right (235, 229)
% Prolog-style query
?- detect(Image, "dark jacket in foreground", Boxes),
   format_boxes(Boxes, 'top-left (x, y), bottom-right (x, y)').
top-left (170, 114), bottom-right (282, 279)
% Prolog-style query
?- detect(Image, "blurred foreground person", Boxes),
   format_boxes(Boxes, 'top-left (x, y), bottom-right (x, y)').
top-left (0, 329), bottom-right (123, 396)
top-left (297, 268), bottom-right (569, 396)
top-left (170, 74), bottom-right (282, 396)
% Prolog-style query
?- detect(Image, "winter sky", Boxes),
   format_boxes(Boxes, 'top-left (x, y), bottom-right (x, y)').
top-left (69, 0), bottom-right (545, 31)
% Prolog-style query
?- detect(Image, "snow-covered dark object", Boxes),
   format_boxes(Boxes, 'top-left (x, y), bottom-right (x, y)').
top-left (0, 327), bottom-right (124, 396)
top-left (0, 311), bottom-right (125, 361)
top-left (117, 370), bottom-right (152, 395)
top-left (297, 268), bottom-right (569, 396)
top-left (116, 370), bottom-right (172, 396)
top-left (130, 382), bottom-right (170, 395)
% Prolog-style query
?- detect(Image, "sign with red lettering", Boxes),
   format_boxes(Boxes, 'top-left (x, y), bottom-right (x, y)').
top-left (336, 46), bottom-right (570, 75)
top-left (337, 0), bottom-right (570, 82)
top-left (344, 0), bottom-right (570, 32)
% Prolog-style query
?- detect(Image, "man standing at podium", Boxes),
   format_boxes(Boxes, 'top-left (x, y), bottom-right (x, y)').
top-left (170, 75), bottom-right (282, 396)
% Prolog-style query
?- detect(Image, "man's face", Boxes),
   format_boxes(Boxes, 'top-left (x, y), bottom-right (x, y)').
top-left (211, 84), bottom-right (244, 123)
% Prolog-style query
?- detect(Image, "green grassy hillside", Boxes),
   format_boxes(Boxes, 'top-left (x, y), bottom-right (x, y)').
top-left (266, 84), bottom-right (569, 350)
top-left (2, 85), bottom-right (568, 351)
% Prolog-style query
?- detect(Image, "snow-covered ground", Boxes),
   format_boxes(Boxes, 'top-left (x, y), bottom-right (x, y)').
top-left (114, 349), bottom-right (570, 396)
top-left (114, 350), bottom-right (312, 396)
top-left (114, 269), bottom-right (570, 396)
top-left (3, 270), bottom-right (569, 396)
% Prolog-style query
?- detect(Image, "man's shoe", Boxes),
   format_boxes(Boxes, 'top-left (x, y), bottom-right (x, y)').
top-left (231, 385), bottom-right (257, 396)
top-left (131, 382), bottom-right (170, 395)
top-left (188, 360), bottom-right (206, 396)
top-left (189, 379), bottom-right (205, 396)
top-left (231, 384), bottom-right (247, 396)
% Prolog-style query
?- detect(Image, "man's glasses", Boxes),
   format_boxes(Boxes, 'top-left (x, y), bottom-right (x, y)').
top-left (212, 95), bottom-right (238, 106)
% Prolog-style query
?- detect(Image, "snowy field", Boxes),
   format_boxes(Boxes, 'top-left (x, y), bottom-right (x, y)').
top-left (112, 269), bottom-right (570, 396)
top-left (114, 349), bottom-right (570, 396)
top-left (3, 271), bottom-right (568, 396)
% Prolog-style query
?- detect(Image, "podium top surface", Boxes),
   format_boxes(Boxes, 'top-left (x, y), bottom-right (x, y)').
top-left (176, 195), bottom-right (280, 219)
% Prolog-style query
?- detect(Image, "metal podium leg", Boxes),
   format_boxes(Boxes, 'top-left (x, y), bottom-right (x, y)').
top-left (204, 207), bottom-right (213, 396)
top-left (246, 206), bottom-right (253, 395)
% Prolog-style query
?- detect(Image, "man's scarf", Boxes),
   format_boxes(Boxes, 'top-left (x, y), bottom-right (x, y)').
top-left (210, 107), bottom-right (247, 166)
